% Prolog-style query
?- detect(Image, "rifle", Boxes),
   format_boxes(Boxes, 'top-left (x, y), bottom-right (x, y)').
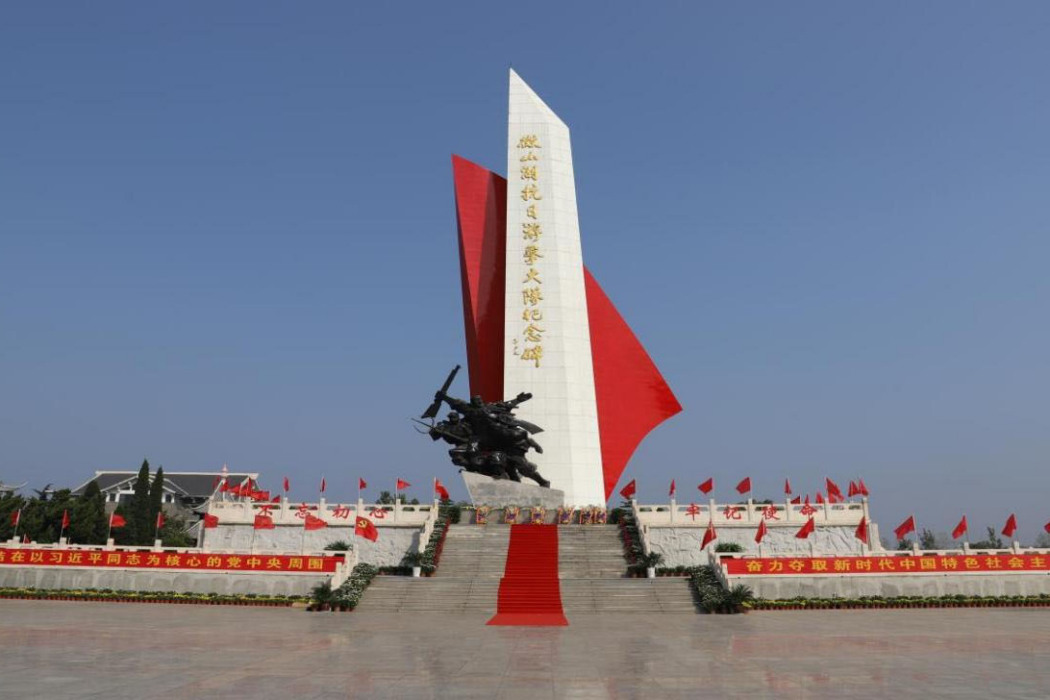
top-left (421, 365), bottom-right (461, 419)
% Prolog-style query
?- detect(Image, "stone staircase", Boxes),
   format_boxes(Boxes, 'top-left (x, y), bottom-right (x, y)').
top-left (354, 524), bottom-right (697, 615)
top-left (557, 525), bottom-right (630, 578)
top-left (354, 525), bottom-right (508, 614)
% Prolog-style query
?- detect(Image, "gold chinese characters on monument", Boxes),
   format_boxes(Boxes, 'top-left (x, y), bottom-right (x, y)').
top-left (517, 133), bottom-right (544, 368)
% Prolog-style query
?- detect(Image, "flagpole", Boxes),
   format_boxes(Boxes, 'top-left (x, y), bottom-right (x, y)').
top-left (250, 522), bottom-right (257, 555)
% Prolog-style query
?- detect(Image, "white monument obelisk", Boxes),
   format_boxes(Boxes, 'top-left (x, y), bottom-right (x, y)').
top-left (503, 70), bottom-right (605, 506)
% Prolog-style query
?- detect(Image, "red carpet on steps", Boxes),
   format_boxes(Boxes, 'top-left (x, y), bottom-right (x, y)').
top-left (487, 524), bottom-right (568, 626)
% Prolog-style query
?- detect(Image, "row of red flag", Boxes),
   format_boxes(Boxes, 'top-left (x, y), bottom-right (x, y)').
top-left (215, 476), bottom-right (441, 500)
top-left (694, 512), bottom-right (1037, 550)
top-left (621, 476), bottom-right (870, 503)
top-left (893, 513), bottom-right (1025, 542)
top-left (701, 515), bottom-right (872, 548)
top-left (8, 510), bottom-right (163, 533)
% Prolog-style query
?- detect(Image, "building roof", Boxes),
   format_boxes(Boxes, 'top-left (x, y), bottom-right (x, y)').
top-left (72, 471), bottom-right (259, 498)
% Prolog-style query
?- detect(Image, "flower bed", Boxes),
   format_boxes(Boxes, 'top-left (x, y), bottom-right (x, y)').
top-left (308, 563), bottom-right (378, 611)
top-left (0, 587), bottom-right (307, 606)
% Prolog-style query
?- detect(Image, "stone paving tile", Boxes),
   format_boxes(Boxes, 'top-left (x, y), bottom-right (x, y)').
top-left (2, 601), bottom-right (1050, 698)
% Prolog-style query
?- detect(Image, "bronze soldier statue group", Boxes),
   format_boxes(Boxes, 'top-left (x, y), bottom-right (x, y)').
top-left (417, 366), bottom-right (551, 488)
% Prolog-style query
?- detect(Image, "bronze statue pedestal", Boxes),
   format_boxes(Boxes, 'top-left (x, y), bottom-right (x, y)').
top-left (462, 472), bottom-right (565, 509)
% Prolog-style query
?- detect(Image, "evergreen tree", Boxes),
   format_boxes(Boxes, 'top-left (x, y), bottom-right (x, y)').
top-left (149, 466), bottom-right (165, 536)
top-left (0, 494), bottom-right (27, 541)
top-left (70, 480), bottom-right (108, 545)
top-left (129, 459), bottom-right (153, 544)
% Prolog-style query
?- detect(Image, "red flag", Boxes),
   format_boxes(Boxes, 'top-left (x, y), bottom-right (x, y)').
top-left (435, 478), bottom-right (449, 501)
top-left (355, 516), bottom-right (379, 542)
top-left (271, 495), bottom-right (281, 503)
top-left (109, 513), bottom-right (126, 528)
top-left (11, 509), bottom-right (21, 527)
top-left (825, 478), bottom-right (842, 499)
top-left (253, 514), bottom-right (275, 530)
top-left (858, 479), bottom-right (869, 496)
top-left (894, 515), bottom-right (916, 541)
top-left (795, 517), bottom-right (815, 539)
top-left (619, 479), bottom-right (637, 500)
top-left (847, 481), bottom-right (858, 497)
top-left (735, 477), bottom-right (751, 495)
top-left (784, 479), bottom-right (792, 495)
top-left (698, 478), bottom-right (713, 495)
top-left (283, 477), bottom-right (290, 493)
top-left (203, 513), bottom-right (219, 529)
top-left (952, 516), bottom-right (968, 540)
top-left (220, 478), bottom-right (230, 493)
top-left (790, 495), bottom-right (802, 505)
top-left (359, 478), bottom-right (367, 490)
top-left (320, 477), bottom-right (327, 493)
top-left (305, 513), bottom-right (328, 531)
top-left (1045, 521), bottom-right (1050, 534)
top-left (701, 520), bottom-right (717, 549)
top-left (855, 516), bottom-right (868, 544)
top-left (396, 479), bottom-right (411, 491)
top-left (1002, 513), bottom-right (1018, 539)
top-left (669, 479), bottom-right (676, 498)
top-left (155, 512), bottom-right (165, 530)
top-left (815, 492), bottom-right (825, 504)
top-left (61, 510), bottom-right (70, 530)
top-left (755, 519), bottom-right (768, 544)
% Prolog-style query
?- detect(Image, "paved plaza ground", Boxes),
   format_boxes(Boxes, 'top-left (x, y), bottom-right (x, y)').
top-left (1, 601), bottom-right (1048, 699)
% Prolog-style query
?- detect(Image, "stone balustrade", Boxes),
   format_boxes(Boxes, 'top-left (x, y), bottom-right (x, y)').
top-left (634, 497), bottom-right (869, 527)
top-left (207, 497), bottom-right (437, 527)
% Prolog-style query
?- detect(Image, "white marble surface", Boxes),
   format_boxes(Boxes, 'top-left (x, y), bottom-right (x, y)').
top-left (649, 525), bottom-right (868, 567)
top-left (203, 524), bottom-right (419, 567)
top-left (503, 69), bottom-right (605, 507)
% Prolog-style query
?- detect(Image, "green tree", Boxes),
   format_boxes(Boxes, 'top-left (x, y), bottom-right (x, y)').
top-left (0, 494), bottom-right (27, 541)
top-left (971, 526), bottom-right (1004, 550)
top-left (128, 459), bottom-right (152, 544)
top-left (70, 480), bottom-right (108, 545)
top-left (149, 466), bottom-right (165, 538)
top-left (157, 512), bottom-right (196, 547)
top-left (919, 529), bottom-right (938, 550)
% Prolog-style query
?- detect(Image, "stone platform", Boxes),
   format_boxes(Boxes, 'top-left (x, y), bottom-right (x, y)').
top-left (3, 601), bottom-right (1049, 698)
top-left (462, 472), bottom-right (564, 508)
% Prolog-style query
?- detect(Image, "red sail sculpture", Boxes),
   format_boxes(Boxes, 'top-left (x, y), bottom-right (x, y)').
top-left (452, 155), bottom-right (681, 500)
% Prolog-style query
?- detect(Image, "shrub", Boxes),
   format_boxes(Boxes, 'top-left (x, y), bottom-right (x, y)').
top-left (715, 542), bottom-right (744, 553)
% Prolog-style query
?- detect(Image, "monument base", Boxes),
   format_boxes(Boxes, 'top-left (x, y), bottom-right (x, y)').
top-left (462, 472), bottom-right (565, 509)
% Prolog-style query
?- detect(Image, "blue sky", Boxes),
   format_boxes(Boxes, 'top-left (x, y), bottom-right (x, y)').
top-left (2, 2), bottom-right (1048, 542)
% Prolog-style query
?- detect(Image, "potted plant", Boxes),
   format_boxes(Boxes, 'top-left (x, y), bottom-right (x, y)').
top-left (639, 551), bottom-right (663, 579)
top-left (402, 551), bottom-right (425, 577)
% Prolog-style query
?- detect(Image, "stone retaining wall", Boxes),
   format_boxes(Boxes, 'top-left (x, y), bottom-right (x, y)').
top-left (202, 525), bottom-right (418, 567)
top-left (0, 567), bottom-right (328, 597)
top-left (729, 571), bottom-right (1050, 599)
top-left (650, 526), bottom-right (870, 567)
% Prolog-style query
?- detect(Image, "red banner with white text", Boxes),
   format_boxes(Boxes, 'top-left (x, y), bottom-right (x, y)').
top-left (724, 554), bottom-right (1050, 576)
top-left (0, 548), bottom-right (339, 573)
